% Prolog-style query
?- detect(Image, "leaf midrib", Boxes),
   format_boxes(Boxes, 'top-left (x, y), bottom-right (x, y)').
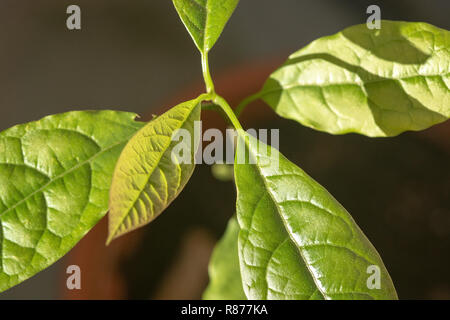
top-left (202, 0), bottom-right (211, 53)
top-left (0, 137), bottom-right (132, 219)
top-left (241, 134), bottom-right (328, 300)
top-left (109, 103), bottom-right (200, 239)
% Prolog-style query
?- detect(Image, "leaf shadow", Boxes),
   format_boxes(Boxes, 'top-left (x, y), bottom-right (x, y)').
top-left (341, 23), bottom-right (430, 65)
top-left (265, 53), bottom-right (445, 136)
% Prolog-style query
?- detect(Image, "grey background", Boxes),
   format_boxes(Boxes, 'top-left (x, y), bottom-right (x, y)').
top-left (0, 0), bottom-right (449, 299)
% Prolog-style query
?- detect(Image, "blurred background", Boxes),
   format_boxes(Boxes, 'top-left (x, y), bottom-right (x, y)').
top-left (0, 0), bottom-right (449, 299)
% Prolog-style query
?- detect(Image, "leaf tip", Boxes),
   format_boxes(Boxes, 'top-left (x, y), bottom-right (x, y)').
top-left (105, 234), bottom-right (116, 246)
top-left (106, 223), bottom-right (119, 245)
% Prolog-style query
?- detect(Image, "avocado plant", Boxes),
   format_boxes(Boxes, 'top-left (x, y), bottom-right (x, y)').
top-left (0, 1), bottom-right (449, 299)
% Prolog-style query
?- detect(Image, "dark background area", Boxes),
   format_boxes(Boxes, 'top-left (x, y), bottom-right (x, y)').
top-left (0, 0), bottom-right (449, 299)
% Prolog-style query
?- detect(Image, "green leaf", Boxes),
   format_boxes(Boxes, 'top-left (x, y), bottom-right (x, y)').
top-left (108, 97), bottom-right (203, 243)
top-left (0, 111), bottom-right (143, 293)
top-left (234, 132), bottom-right (398, 299)
top-left (259, 21), bottom-right (450, 137)
top-left (203, 216), bottom-right (246, 300)
top-left (172, 0), bottom-right (239, 53)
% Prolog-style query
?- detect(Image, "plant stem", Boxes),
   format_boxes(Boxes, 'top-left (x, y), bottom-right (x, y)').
top-left (199, 52), bottom-right (242, 130)
top-left (201, 53), bottom-right (215, 94)
top-left (213, 95), bottom-right (243, 130)
top-left (234, 92), bottom-right (262, 118)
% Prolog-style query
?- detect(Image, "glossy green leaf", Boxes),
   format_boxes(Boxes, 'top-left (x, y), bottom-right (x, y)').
top-left (108, 97), bottom-right (203, 243)
top-left (172, 0), bottom-right (239, 53)
top-left (234, 132), bottom-right (398, 299)
top-left (0, 111), bottom-right (143, 293)
top-left (203, 216), bottom-right (246, 300)
top-left (259, 21), bottom-right (450, 137)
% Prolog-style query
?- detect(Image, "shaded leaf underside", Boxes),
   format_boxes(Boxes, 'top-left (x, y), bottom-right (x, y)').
top-left (203, 216), bottom-right (246, 300)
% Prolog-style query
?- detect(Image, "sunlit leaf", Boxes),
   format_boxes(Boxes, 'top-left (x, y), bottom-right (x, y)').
top-left (235, 132), bottom-right (398, 299)
top-left (108, 97), bottom-right (203, 243)
top-left (259, 21), bottom-right (450, 137)
top-left (172, 0), bottom-right (239, 53)
top-left (0, 111), bottom-right (143, 292)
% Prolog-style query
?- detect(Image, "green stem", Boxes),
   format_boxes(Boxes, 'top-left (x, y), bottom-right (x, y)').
top-left (202, 53), bottom-right (215, 94)
top-left (213, 95), bottom-right (243, 131)
top-left (201, 101), bottom-right (233, 126)
top-left (199, 52), bottom-right (242, 131)
top-left (234, 92), bottom-right (262, 118)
